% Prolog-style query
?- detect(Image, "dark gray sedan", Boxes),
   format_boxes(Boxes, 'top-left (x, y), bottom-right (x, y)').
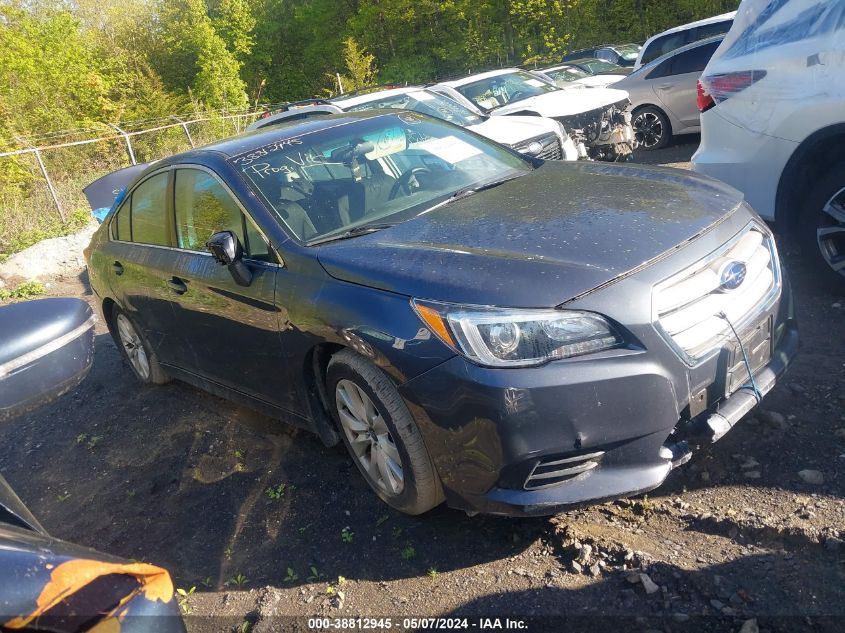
top-left (85, 111), bottom-right (797, 516)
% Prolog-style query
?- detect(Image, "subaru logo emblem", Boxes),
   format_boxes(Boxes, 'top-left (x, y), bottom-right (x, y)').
top-left (718, 260), bottom-right (747, 291)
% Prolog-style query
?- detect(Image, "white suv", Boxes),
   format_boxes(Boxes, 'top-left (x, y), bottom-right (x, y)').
top-left (693, 0), bottom-right (845, 288)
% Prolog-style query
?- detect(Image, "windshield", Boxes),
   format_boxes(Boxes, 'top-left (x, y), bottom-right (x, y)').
top-left (575, 59), bottom-right (621, 74)
top-left (545, 66), bottom-right (590, 82)
top-left (454, 71), bottom-right (559, 112)
top-left (616, 44), bottom-right (641, 61)
top-left (230, 113), bottom-right (530, 244)
top-left (342, 90), bottom-right (484, 127)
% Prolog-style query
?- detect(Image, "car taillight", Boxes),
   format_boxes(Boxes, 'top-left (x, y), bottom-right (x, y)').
top-left (698, 71), bottom-right (767, 112)
top-left (697, 80), bottom-right (715, 113)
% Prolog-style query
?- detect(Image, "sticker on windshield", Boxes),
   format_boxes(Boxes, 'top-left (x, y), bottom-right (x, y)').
top-left (409, 91), bottom-right (435, 102)
top-left (525, 78), bottom-right (547, 87)
top-left (363, 127), bottom-right (407, 160)
top-left (414, 136), bottom-right (483, 164)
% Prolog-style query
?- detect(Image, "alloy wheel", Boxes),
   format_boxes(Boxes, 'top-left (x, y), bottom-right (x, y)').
top-left (633, 111), bottom-right (664, 149)
top-left (818, 186), bottom-right (845, 279)
top-left (116, 314), bottom-right (151, 380)
top-left (335, 379), bottom-right (404, 495)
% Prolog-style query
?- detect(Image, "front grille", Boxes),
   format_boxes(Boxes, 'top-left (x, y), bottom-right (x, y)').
top-left (524, 451), bottom-right (605, 490)
top-left (654, 224), bottom-right (781, 361)
top-left (511, 133), bottom-right (563, 160)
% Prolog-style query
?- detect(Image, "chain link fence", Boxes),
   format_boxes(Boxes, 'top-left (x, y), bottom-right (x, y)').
top-left (0, 108), bottom-right (270, 256)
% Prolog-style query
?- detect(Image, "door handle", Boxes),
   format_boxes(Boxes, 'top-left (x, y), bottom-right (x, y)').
top-left (167, 277), bottom-right (188, 295)
top-left (658, 83), bottom-right (674, 90)
top-left (112, 261), bottom-right (124, 276)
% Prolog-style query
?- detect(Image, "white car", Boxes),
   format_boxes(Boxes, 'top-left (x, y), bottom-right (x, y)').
top-left (635, 11), bottom-right (735, 71)
top-left (531, 64), bottom-right (625, 90)
top-left (433, 68), bottom-right (635, 161)
top-left (693, 0), bottom-right (845, 288)
top-left (249, 87), bottom-right (578, 161)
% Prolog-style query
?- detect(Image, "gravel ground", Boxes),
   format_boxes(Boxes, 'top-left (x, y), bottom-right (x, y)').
top-left (1, 140), bottom-right (843, 633)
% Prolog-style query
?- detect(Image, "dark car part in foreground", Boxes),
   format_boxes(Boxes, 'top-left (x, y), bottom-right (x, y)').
top-left (85, 111), bottom-right (797, 516)
top-left (0, 298), bottom-right (184, 632)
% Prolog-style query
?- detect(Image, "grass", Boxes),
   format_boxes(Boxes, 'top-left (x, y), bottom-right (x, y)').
top-left (265, 483), bottom-right (293, 500)
top-left (0, 280), bottom-right (45, 303)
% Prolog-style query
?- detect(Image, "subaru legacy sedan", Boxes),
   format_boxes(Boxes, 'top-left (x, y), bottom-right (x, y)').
top-left (85, 111), bottom-right (797, 516)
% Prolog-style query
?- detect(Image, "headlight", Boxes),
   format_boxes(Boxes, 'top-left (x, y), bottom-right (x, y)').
top-left (413, 300), bottom-right (622, 367)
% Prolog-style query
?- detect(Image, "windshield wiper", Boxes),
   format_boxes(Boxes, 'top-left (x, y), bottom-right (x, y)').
top-left (424, 173), bottom-right (528, 213)
top-left (308, 223), bottom-right (395, 246)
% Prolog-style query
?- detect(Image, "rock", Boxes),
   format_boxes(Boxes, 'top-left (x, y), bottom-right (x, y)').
top-left (834, 428), bottom-right (845, 439)
top-left (740, 458), bottom-right (760, 470)
top-left (0, 221), bottom-right (98, 282)
top-left (700, 471), bottom-right (711, 482)
top-left (578, 544), bottom-right (593, 562)
top-left (798, 470), bottom-right (825, 485)
top-left (833, 302), bottom-right (842, 309)
top-left (788, 383), bottom-right (806, 395)
top-left (625, 571), bottom-right (641, 584)
top-left (672, 613), bottom-right (690, 623)
top-left (571, 561), bottom-right (583, 573)
top-left (744, 470), bottom-right (762, 479)
top-left (639, 573), bottom-right (659, 595)
top-left (739, 619), bottom-right (759, 633)
top-left (589, 563), bottom-right (601, 576)
top-left (710, 599), bottom-right (725, 611)
top-left (825, 536), bottom-right (844, 551)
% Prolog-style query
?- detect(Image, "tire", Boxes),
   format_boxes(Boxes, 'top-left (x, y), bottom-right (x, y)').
top-left (111, 305), bottom-right (170, 384)
top-left (798, 168), bottom-right (845, 291)
top-left (632, 106), bottom-right (672, 151)
top-left (326, 349), bottom-right (443, 515)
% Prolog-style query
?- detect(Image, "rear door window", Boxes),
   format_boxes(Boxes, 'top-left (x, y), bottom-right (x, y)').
top-left (173, 168), bottom-right (270, 260)
top-left (112, 201), bottom-right (131, 241)
top-left (130, 173), bottom-right (170, 246)
top-left (670, 41), bottom-right (721, 76)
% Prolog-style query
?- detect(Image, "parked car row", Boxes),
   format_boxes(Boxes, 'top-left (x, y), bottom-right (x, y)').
top-left (252, 69), bottom-right (636, 163)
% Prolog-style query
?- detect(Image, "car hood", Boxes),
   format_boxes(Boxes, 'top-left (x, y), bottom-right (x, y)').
top-left (470, 115), bottom-right (558, 145)
top-left (316, 161), bottom-right (744, 307)
top-left (490, 87), bottom-right (630, 117)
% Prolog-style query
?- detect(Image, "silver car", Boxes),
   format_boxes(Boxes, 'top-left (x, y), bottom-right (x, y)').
top-left (615, 36), bottom-right (723, 150)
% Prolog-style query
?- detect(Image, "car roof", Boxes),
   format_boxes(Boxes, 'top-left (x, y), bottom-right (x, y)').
top-left (636, 34), bottom-right (725, 72)
top-left (439, 68), bottom-right (530, 87)
top-left (331, 86), bottom-right (427, 108)
top-left (644, 11), bottom-right (735, 44)
top-left (156, 111), bottom-right (395, 164)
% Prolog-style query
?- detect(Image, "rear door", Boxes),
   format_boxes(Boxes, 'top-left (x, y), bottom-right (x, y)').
top-left (651, 40), bottom-right (721, 128)
top-left (99, 170), bottom-right (182, 365)
top-left (165, 166), bottom-right (291, 408)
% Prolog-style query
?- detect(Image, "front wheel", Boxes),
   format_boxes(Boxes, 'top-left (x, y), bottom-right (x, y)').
top-left (326, 349), bottom-right (443, 515)
top-left (798, 168), bottom-right (845, 291)
top-left (632, 106), bottom-right (671, 151)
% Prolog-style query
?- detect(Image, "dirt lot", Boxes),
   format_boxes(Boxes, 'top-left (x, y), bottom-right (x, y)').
top-left (1, 138), bottom-right (844, 632)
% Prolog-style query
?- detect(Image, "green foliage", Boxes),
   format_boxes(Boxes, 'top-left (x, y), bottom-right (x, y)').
top-left (0, 0), bottom-right (740, 253)
top-left (0, 280), bottom-right (45, 303)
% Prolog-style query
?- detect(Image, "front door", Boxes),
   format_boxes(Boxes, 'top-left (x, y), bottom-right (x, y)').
top-left (164, 167), bottom-right (292, 409)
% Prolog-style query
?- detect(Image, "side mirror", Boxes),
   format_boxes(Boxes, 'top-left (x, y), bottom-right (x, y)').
top-left (206, 231), bottom-right (252, 287)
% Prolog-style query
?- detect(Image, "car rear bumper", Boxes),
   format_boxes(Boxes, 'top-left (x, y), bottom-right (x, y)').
top-left (692, 110), bottom-right (797, 222)
top-left (400, 281), bottom-right (798, 517)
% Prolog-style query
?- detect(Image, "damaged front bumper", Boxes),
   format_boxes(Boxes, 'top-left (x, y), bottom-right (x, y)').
top-left (559, 98), bottom-right (636, 161)
top-left (399, 276), bottom-right (798, 517)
